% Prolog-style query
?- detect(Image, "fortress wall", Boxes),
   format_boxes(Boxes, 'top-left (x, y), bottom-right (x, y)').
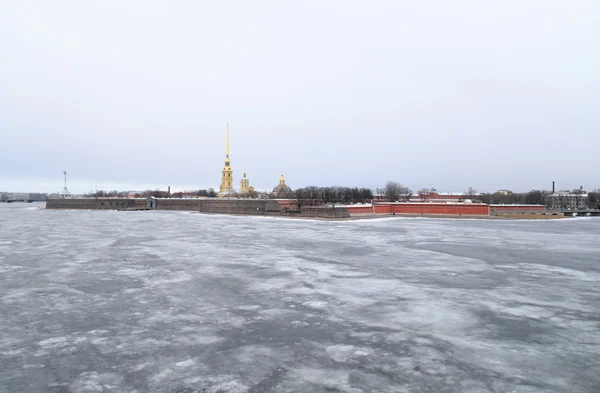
top-left (374, 205), bottom-right (392, 214)
top-left (265, 200), bottom-right (283, 212)
top-left (300, 207), bottom-right (351, 218)
top-left (373, 203), bottom-right (490, 216)
top-left (393, 203), bottom-right (489, 215)
top-left (198, 199), bottom-right (267, 215)
top-left (46, 199), bottom-right (93, 209)
top-left (155, 199), bottom-right (201, 211)
top-left (46, 198), bottom-right (350, 217)
top-left (46, 198), bottom-right (268, 214)
top-left (152, 198), bottom-right (269, 214)
top-left (46, 198), bottom-right (145, 209)
top-left (347, 206), bottom-right (375, 216)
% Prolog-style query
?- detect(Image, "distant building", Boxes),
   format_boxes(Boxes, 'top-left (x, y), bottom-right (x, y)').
top-left (407, 192), bottom-right (477, 203)
top-left (27, 193), bottom-right (48, 202)
top-left (546, 191), bottom-right (588, 210)
top-left (0, 192), bottom-right (39, 202)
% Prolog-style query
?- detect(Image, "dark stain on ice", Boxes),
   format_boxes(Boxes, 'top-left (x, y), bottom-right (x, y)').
top-left (475, 308), bottom-right (551, 342)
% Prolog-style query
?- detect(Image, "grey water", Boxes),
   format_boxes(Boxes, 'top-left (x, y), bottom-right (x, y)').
top-left (1, 203), bottom-right (599, 393)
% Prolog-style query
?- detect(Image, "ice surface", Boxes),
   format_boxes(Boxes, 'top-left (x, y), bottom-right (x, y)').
top-left (0, 203), bottom-right (599, 392)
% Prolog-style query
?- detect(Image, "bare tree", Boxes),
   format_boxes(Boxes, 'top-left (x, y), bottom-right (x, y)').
top-left (292, 186), bottom-right (374, 207)
top-left (417, 188), bottom-right (431, 202)
top-left (323, 187), bottom-right (337, 207)
top-left (588, 192), bottom-right (599, 209)
top-left (293, 188), bottom-right (307, 212)
top-left (523, 190), bottom-right (545, 205)
top-left (399, 186), bottom-right (412, 202)
top-left (360, 188), bottom-right (373, 203)
top-left (384, 181), bottom-right (401, 202)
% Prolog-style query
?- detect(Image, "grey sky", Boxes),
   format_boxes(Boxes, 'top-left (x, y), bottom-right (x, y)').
top-left (1, 1), bottom-right (598, 194)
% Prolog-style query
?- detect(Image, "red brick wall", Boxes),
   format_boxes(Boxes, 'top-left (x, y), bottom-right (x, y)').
top-left (347, 206), bottom-right (375, 215)
top-left (373, 203), bottom-right (489, 216)
top-left (374, 205), bottom-right (392, 214)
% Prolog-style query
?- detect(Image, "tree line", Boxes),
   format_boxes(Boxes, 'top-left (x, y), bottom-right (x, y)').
top-left (476, 190), bottom-right (546, 205)
top-left (293, 186), bottom-right (373, 210)
top-left (476, 189), bottom-right (600, 209)
top-left (83, 183), bottom-right (600, 210)
top-left (86, 188), bottom-right (218, 198)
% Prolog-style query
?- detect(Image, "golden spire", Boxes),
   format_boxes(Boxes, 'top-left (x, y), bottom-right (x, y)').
top-left (219, 122), bottom-right (233, 194)
top-left (280, 173), bottom-right (285, 185)
top-left (225, 122), bottom-right (230, 160)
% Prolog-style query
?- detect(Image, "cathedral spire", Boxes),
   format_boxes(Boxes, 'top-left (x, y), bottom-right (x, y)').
top-left (225, 122), bottom-right (230, 161)
top-left (219, 122), bottom-right (233, 194)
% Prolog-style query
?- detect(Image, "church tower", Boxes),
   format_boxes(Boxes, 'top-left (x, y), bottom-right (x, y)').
top-left (240, 172), bottom-right (249, 194)
top-left (219, 123), bottom-right (233, 193)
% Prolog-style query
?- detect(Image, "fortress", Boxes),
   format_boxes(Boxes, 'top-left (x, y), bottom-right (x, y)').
top-left (46, 123), bottom-right (323, 216)
top-left (45, 123), bottom-right (552, 219)
top-left (217, 122), bottom-right (292, 199)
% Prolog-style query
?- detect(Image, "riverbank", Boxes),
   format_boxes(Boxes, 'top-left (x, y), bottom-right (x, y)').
top-left (494, 213), bottom-right (569, 220)
top-left (194, 212), bottom-right (570, 221)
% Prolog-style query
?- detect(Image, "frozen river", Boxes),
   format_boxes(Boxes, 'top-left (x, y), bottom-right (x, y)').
top-left (1, 203), bottom-right (599, 393)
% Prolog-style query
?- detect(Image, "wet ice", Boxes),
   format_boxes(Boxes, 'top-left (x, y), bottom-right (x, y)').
top-left (0, 203), bottom-right (599, 392)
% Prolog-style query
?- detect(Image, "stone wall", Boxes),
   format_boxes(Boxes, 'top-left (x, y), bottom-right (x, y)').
top-left (46, 198), bottom-right (146, 210)
top-left (46, 198), bottom-right (270, 214)
top-left (197, 199), bottom-right (268, 215)
top-left (347, 206), bottom-right (375, 216)
top-left (144, 198), bottom-right (270, 215)
top-left (153, 199), bottom-right (201, 211)
top-left (300, 206), bottom-right (351, 218)
top-left (265, 199), bottom-right (283, 212)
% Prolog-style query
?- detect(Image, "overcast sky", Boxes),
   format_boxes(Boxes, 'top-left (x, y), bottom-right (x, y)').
top-left (1, 1), bottom-right (598, 194)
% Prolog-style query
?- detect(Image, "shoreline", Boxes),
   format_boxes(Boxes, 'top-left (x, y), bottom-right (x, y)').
top-left (192, 212), bottom-right (571, 221)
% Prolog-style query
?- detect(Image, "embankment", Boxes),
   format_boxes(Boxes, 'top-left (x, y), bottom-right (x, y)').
top-left (45, 199), bottom-right (555, 220)
top-left (46, 198), bottom-right (147, 210)
top-left (45, 198), bottom-right (351, 219)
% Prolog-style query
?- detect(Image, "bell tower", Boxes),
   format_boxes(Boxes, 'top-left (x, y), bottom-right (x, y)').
top-left (240, 172), bottom-right (249, 194)
top-left (219, 122), bottom-right (233, 193)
